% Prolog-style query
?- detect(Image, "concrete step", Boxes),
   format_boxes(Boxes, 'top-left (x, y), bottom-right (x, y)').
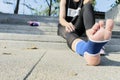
top-left (0, 32), bottom-right (119, 44)
top-left (0, 13), bottom-right (58, 26)
top-left (0, 33), bottom-right (66, 43)
top-left (0, 32), bottom-right (120, 52)
top-left (0, 37), bottom-right (120, 52)
top-left (105, 45), bottom-right (120, 52)
top-left (0, 40), bottom-right (67, 50)
top-left (112, 25), bottom-right (120, 38)
top-left (0, 48), bottom-right (47, 80)
top-left (0, 24), bottom-right (57, 35)
top-left (0, 24), bottom-right (120, 37)
top-left (105, 38), bottom-right (120, 52)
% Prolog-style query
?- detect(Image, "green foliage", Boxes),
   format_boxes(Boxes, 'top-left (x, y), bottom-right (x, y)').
top-left (35, 0), bottom-right (60, 16)
top-left (92, 0), bottom-right (96, 6)
top-left (116, 0), bottom-right (120, 4)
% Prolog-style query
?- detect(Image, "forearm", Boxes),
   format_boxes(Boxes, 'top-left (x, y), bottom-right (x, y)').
top-left (59, 0), bottom-right (68, 27)
top-left (59, 0), bottom-right (75, 32)
top-left (59, 17), bottom-right (68, 27)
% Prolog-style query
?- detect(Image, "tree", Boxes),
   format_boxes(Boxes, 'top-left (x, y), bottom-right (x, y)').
top-left (44, 0), bottom-right (52, 16)
top-left (38, 0), bottom-right (60, 16)
top-left (14, 0), bottom-right (20, 14)
top-left (92, 0), bottom-right (96, 6)
top-left (116, 0), bottom-right (120, 4)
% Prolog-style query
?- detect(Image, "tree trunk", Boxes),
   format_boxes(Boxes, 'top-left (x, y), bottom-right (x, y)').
top-left (49, 0), bottom-right (52, 16)
top-left (46, 0), bottom-right (52, 16)
top-left (14, 0), bottom-right (20, 14)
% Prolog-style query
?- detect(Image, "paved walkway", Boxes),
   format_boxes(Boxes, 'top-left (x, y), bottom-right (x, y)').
top-left (0, 14), bottom-right (120, 80)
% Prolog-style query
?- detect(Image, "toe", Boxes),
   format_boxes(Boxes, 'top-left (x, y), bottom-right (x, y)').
top-left (105, 19), bottom-right (114, 31)
top-left (91, 23), bottom-right (100, 32)
top-left (99, 20), bottom-right (104, 28)
top-left (104, 19), bottom-right (114, 40)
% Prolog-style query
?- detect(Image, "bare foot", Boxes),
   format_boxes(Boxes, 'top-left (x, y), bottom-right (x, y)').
top-left (84, 19), bottom-right (114, 66)
top-left (86, 19), bottom-right (114, 41)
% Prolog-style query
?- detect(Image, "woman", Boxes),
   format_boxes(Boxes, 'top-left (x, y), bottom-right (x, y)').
top-left (58, 0), bottom-right (114, 66)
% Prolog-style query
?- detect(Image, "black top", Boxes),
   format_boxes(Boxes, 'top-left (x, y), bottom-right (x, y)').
top-left (65, 0), bottom-right (82, 22)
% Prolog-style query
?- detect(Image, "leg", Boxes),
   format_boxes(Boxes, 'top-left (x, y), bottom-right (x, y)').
top-left (71, 2), bottom-right (95, 53)
top-left (57, 24), bottom-right (67, 39)
top-left (57, 24), bottom-right (81, 49)
top-left (85, 19), bottom-right (113, 66)
top-left (73, 2), bottom-right (95, 31)
top-left (83, 2), bottom-right (95, 30)
top-left (58, 2), bottom-right (95, 49)
top-left (70, 2), bottom-right (95, 50)
top-left (72, 19), bottom-right (114, 66)
top-left (71, 2), bottom-right (95, 52)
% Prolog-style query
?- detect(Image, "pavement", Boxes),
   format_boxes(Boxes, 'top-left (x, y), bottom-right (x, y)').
top-left (0, 13), bottom-right (120, 80)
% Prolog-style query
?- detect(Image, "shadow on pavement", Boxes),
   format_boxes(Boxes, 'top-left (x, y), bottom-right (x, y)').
top-left (100, 56), bottom-right (120, 66)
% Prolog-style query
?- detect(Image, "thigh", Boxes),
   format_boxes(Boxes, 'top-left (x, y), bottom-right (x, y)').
top-left (82, 2), bottom-right (95, 30)
top-left (72, 2), bottom-right (95, 34)
top-left (72, 7), bottom-right (86, 36)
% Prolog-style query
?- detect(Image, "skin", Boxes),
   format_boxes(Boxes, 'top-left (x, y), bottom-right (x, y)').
top-left (59, 0), bottom-right (92, 32)
top-left (72, 20), bottom-right (114, 66)
top-left (59, 0), bottom-right (114, 66)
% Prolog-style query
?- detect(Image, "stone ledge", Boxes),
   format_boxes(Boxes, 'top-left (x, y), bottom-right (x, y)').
top-left (0, 13), bottom-right (58, 26)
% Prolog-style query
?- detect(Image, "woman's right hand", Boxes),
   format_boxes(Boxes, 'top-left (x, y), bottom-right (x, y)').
top-left (65, 22), bottom-right (75, 32)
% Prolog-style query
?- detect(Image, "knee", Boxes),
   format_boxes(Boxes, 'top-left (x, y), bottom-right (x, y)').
top-left (84, 54), bottom-right (101, 66)
top-left (83, 2), bottom-right (93, 10)
top-left (82, 3), bottom-right (94, 12)
top-left (83, 0), bottom-right (92, 4)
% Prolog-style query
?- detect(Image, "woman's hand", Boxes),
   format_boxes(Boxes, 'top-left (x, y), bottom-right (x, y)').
top-left (65, 22), bottom-right (75, 32)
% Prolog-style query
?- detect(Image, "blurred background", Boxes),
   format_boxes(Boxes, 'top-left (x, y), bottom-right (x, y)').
top-left (0, 0), bottom-right (119, 16)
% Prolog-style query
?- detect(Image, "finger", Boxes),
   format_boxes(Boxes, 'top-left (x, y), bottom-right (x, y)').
top-left (70, 26), bottom-right (75, 32)
top-left (66, 27), bottom-right (71, 32)
top-left (66, 26), bottom-right (73, 32)
top-left (91, 23), bottom-right (100, 33)
top-left (86, 23), bottom-right (100, 37)
top-left (69, 23), bottom-right (75, 31)
top-left (105, 19), bottom-right (114, 31)
top-left (66, 26), bottom-right (72, 32)
top-left (99, 20), bottom-right (104, 28)
top-left (65, 24), bottom-right (71, 32)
